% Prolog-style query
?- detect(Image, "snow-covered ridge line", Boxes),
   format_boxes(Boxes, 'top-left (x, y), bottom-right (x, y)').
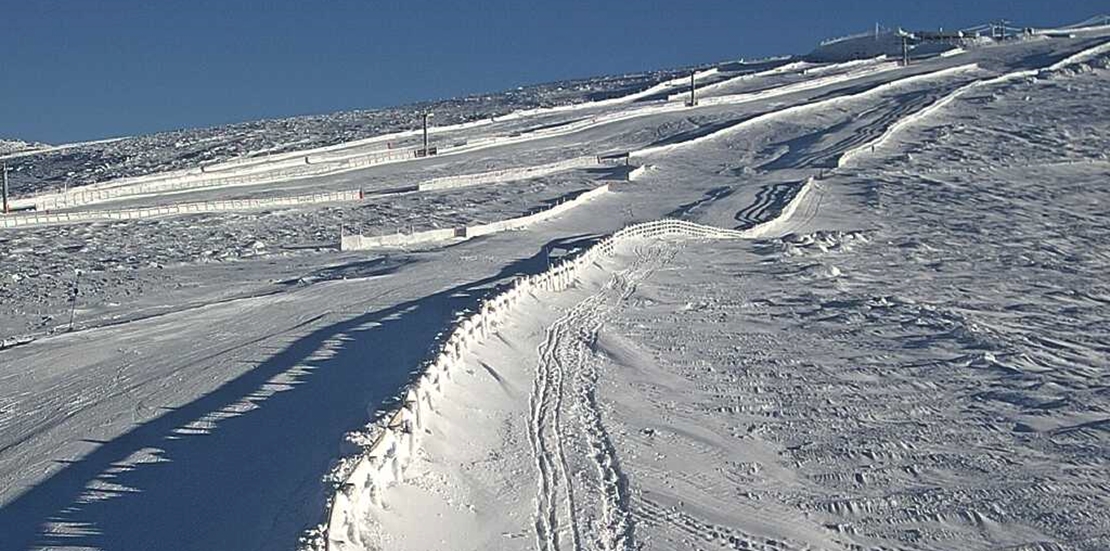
top-left (320, 179), bottom-right (814, 550)
top-left (417, 155), bottom-right (601, 192)
top-left (0, 190), bottom-right (362, 229)
top-left (838, 39), bottom-right (1110, 167)
top-left (633, 63), bottom-right (980, 158)
top-left (14, 66), bottom-right (718, 201)
top-left (1044, 39), bottom-right (1110, 70)
top-left (426, 60), bottom-right (959, 155)
top-left (693, 60), bottom-right (906, 107)
top-left (664, 61), bottom-right (811, 101)
top-left (1035, 15), bottom-right (1110, 35)
top-left (495, 66), bottom-right (722, 123)
top-left (18, 113), bottom-right (613, 211)
top-left (11, 55), bottom-right (941, 211)
top-left (803, 55), bottom-right (889, 74)
top-left (5, 68), bottom-right (688, 204)
top-left (0, 139), bottom-right (50, 157)
top-left (339, 184), bottom-right (612, 250)
top-left (820, 29), bottom-right (883, 47)
top-left (666, 56), bottom-right (888, 102)
top-left (0, 136), bottom-right (126, 162)
top-left (15, 104), bottom-right (618, 210)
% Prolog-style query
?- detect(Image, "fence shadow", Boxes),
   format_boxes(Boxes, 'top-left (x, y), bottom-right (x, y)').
top-left (0, 239), bottom-right (580, 551)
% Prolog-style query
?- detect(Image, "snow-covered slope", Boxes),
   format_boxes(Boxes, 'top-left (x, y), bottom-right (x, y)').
top-left (0, 139), bottom-right (49, 156)
top-left (0, 67), bottom-right (710, 198)
top-left (1, 18), bottom-right (1108, 551)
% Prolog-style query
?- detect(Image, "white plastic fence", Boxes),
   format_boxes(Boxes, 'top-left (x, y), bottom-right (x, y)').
top-left (340, 184), bottom-right (612, 251)
top-left (0, 190), bottom-right (360, 229)
top-left (323, 178), bottom-right (815, 551)
top-left (417, 156), bottom-right (600, 192)
top-left (14, 147), bottom-right (423, 211)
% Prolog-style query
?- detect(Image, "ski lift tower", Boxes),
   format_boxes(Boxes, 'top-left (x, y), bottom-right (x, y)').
top-left (897, 29), bottom-right (915, 65)
top-left (991, 20), bottom-right (1011, 40)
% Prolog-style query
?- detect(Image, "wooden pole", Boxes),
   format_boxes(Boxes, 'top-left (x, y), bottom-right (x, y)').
top-left (688, 71), bottom-right (698, 107)
top-left (422, 112), bottom-right (433, 155)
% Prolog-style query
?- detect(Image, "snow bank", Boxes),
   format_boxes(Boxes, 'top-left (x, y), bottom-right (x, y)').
top-left (698, 61), bottom-right (903, 106)
top-left (633, 64), bottom-right (979, 159)
top-left (1043, 39), bottom-right (1110, 71)
top-left (627, 164), bottom-right (652, 181)
top-left (321, 178), bottom-right (814, 550)
top-left (665, 60), bottom-right (812, 101)
top-left (838, 40), bottom-right (1110, 167)
top-left (1034, 15), bottom-right (1110, 36)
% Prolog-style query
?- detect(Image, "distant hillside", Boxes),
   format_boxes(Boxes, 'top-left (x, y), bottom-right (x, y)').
top-left (0, 139), bottom-right (49, 156)
top-left (0, 66), bottom-right (704, 196)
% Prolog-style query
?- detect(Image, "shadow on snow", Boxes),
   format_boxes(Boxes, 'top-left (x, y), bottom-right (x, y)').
top-left (0, 236), bottom-right (594, 551)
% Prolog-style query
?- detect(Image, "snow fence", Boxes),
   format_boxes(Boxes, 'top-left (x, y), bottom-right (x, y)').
top-left (339, 184), bottom-right (612, 251)
top-left (14, 147), bottom-right (424, 211)
top-left (416, 155), bottom-right (600, 192)
top-left (323, 179), bottom-right (814, 551)
top-left (0, 190), bottom-right (361, 229)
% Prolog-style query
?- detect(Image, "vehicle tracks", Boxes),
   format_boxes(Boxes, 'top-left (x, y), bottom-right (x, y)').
top-left (528, 240), bottom-right (677, 551)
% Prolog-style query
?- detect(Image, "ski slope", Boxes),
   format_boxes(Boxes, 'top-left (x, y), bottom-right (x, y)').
top-left (1, 24), bottom-right (1109, 551)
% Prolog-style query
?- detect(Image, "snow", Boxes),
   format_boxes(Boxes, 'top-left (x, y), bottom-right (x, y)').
top-left (0, 140), bottom-right (50, 157)
top-left (323, 31), bottom-right (1110, 551)
top-left (1, 19), bottom-right (1109, 551)
top-left (0, 67), bottom-right (701, 199)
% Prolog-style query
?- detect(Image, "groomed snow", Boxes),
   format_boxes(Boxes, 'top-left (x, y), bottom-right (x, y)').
top-left (1, 25), bottom-right (1108, 551)
top-left (329, 35), bottom-right (1110, 551)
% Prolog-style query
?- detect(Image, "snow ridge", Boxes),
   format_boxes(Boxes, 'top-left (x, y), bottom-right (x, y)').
top-left (319, 182), bottom-right (816, 551)
top-left (839, 39), bottom-right (1110, 167)
top-left (631, 63), bottom-right (980, 158)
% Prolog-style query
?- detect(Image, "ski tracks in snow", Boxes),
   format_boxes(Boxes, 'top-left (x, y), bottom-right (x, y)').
top-left (528, 241), bottom-right (676, 551)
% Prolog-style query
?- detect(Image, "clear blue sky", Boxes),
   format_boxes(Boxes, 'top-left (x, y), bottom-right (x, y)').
top-left (2, 0), bottom-right (1103, 143)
